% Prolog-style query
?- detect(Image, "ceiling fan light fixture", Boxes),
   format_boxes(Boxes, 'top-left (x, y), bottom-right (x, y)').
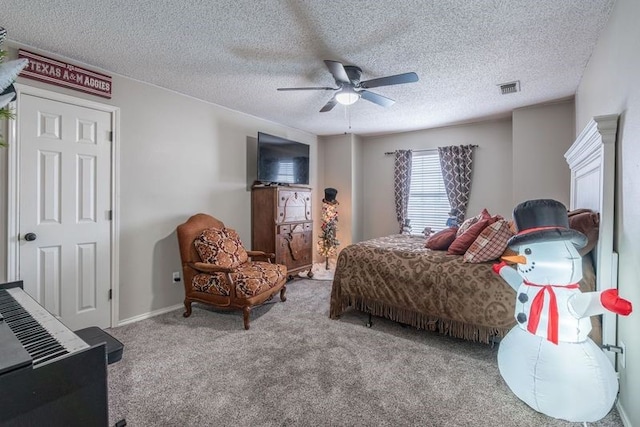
top-left (335, 87), bottom-right (359, 105)
top-left (278, 60), bottom-right (418, 112)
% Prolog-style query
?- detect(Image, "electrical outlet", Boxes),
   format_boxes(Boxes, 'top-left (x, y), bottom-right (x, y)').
top-left (620, 340), bottom-right (626, 369)
top-left (172, 271), bottom-right (181, 283)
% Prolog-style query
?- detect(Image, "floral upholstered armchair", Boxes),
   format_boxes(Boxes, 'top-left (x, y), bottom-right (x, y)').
top-left (176, 213), bottom-right (287, 329)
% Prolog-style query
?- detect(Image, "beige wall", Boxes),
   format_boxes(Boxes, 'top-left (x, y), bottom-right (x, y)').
top-left (351, 134), bottom-right (364, 243)
top-left (360, 119), bottom-right (513, 239)
top-left (321, 134), bottom-right (354, 253)
top-left (2, 43), bottom-right (318, 323)
top-left (575, 0), bottom-right (640, 424)
top-left (318, 133), bottom-right (363, 252)
top-left (512, 100), bottom-right (575, 207)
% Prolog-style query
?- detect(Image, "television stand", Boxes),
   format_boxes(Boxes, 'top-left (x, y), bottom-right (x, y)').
top-left (251, 186), bottom-right (313, 278)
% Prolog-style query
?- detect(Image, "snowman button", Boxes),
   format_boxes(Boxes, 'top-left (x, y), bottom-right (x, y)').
top-left (517, 312), bottom-right (527, 323)
top-left (518, 293), bottom-right (528, 303)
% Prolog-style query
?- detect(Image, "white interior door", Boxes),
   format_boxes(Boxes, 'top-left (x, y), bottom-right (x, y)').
top-left (17, 93), bottom-right (112, 330)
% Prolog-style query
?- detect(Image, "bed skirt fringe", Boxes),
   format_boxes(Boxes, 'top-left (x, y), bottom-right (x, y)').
top-left (331, 295), bottom-right (508, 344)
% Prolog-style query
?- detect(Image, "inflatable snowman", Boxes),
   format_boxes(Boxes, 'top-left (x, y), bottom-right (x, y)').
top-left (493, 199), bottom-right (632, 422)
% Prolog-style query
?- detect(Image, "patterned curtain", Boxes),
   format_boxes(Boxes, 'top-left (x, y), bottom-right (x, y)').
top-left (438, 145), bottom-right (475, 225)
top-left (394, 150), bottom-right (412, 233)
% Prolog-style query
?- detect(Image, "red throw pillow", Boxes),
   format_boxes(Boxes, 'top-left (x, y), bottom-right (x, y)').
top-left (425, 227), bottom-right (458, 250)
top-left (456, 208), bottom-right (492, 236)
top-left (448, 217), bottom-right (496, 255)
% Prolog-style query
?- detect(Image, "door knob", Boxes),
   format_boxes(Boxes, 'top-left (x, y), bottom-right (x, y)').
top-left (24, 233), bottom-right (37, 241)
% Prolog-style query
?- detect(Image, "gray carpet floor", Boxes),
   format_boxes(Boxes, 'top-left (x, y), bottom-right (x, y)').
top-left (106, 279), bottom-right (623, 427)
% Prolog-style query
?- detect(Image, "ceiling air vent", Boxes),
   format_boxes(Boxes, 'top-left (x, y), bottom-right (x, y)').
top-left (498, 81), bottom-right (520, 95)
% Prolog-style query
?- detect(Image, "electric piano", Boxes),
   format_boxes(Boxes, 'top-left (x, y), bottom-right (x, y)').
top-left (0, 281), bottom-right (109, 426)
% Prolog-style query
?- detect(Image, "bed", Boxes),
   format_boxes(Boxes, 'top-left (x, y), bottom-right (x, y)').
top-left (330, 234), bottom-right (515, 343)
top-left (330, 115), bottom-right (617, 346)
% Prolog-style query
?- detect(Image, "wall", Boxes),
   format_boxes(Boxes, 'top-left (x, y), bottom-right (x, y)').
top-left (512, 100), bottom-right (575, 207)
top-left (360, 119), bottom-right (513, 239)
top-left (575, 0), bottom-right (640, 424)
top-left (321, 134), bottom-right (354, 252)
top-left (1, 43), bottom-right (318, 323)
top-left (351, 134), bottom-right (364, 243)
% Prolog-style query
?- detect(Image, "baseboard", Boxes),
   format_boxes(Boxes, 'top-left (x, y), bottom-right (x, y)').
top-left (617, 400), bottom-right (632, 427)
top-left (117, 303), bottom-right (183, 327)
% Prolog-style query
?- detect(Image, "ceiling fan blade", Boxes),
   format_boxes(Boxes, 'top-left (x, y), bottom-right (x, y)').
top-left (324, 60), bottom-right (350, 84)
top-left (277, 87), bottom-right (336, 91)
top-left (359, 72), bottom-right (419, 89)
top-left (320, 97), bottom-right (338, 113)
top-left (359, 90), bottom-right (395, 108)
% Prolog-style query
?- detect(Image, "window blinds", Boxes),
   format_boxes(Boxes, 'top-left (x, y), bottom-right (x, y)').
top-left (406, 151), bottom-right (452, 233)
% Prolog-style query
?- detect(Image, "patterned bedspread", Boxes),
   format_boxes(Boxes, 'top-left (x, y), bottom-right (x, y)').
top-left (330, 234), bottom-right (598, 344)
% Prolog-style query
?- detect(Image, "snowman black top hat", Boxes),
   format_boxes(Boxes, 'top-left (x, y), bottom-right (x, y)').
top-left (323, 188), bottom-right (338, 205)
top-left (507, 199), bottom-right (587, 249)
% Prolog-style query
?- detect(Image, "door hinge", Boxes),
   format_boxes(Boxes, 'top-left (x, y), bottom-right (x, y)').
top-left (602, 344), bottom-right (623, 354)
top-left (107, 131), bottom-right (113, 142)
top-left (108, 289), bottom-right (113, 300)
top-left (107, 210), bottom-right (113, 220)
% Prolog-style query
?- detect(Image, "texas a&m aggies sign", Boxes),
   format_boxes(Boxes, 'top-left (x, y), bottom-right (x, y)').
top-left (18, 50), bottom-right (112, 99)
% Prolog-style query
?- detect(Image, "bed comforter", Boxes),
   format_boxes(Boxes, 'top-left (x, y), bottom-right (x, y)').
top-left (330, 234), bottom-right (597, 344)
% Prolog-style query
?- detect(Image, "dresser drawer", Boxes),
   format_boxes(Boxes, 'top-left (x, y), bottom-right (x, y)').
top-left (276, 231), bottom-right (313, 270)
top-left (278, 190), bottom-right (311, 206)
top-left (278, 224), bottom-right (291, 234)
top-left (277, 189), bottom-right (312, 223)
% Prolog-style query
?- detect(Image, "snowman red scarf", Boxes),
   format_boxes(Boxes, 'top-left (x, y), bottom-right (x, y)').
top-left (524, 281), bottom-right (580, 344)
top-left (523, 280), bottom-right (633, 344)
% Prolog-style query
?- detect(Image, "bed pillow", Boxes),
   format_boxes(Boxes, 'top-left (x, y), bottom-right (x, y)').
top-left (425, 227), bottom-right (458, 250)
top-left (568, 210), bottom-right (599, 256)
top-left (463, 219), bottom-right (514, 263)
top-left (448, 217), bottom-right (496, 255)
top-left (456, 208), bottom-right (491, 236)
top-left (568, 208), bottom-right (593, 217)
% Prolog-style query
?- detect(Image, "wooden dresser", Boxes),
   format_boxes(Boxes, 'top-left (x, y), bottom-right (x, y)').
top-left (251, 185), bottom-right (313, 278)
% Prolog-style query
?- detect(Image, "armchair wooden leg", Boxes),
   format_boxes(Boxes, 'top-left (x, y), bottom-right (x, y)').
top-left (183, 299), bottom-right (192, 318)
top-left (280, 285), bottom-right (287, 302)
top-left (243, 306), bottom-right (251, 330)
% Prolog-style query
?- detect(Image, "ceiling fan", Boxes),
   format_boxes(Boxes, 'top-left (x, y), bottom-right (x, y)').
top-left (277, 60), bottom-right (419, 112)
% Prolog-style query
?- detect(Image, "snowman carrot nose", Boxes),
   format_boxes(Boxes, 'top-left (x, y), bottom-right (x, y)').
top-left (501, 254), bottom-right (527, 264)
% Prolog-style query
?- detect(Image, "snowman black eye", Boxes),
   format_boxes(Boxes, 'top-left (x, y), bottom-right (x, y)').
top-left (524, 248), bottom-right (532, 255)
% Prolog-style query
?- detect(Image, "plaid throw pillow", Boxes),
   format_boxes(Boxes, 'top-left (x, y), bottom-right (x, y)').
top-left (463, 219), bottom-right (514, 263)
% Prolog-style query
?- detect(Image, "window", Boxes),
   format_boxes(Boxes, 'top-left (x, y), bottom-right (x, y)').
top-left (406, 151), bottom-right (452, 233)
top-left (276, 160), bottom-right (294, 183)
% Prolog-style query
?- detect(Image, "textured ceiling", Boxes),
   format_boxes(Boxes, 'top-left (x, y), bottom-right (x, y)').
top-left (1, 0), bottom-right (614, 136)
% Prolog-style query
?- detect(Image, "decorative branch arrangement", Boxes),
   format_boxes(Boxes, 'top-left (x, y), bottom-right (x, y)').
top-left (0, 27), bottom-right (29, 147)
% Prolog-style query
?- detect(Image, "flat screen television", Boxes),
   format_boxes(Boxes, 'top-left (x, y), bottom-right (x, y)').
top-left (257, 132), bottom-right (309, 185)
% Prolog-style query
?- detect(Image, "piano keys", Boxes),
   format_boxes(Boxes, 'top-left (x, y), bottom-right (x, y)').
top-left (0, 281), bottom-right (109, 427)
top-left (0, 287), bottom-right (90, 367)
